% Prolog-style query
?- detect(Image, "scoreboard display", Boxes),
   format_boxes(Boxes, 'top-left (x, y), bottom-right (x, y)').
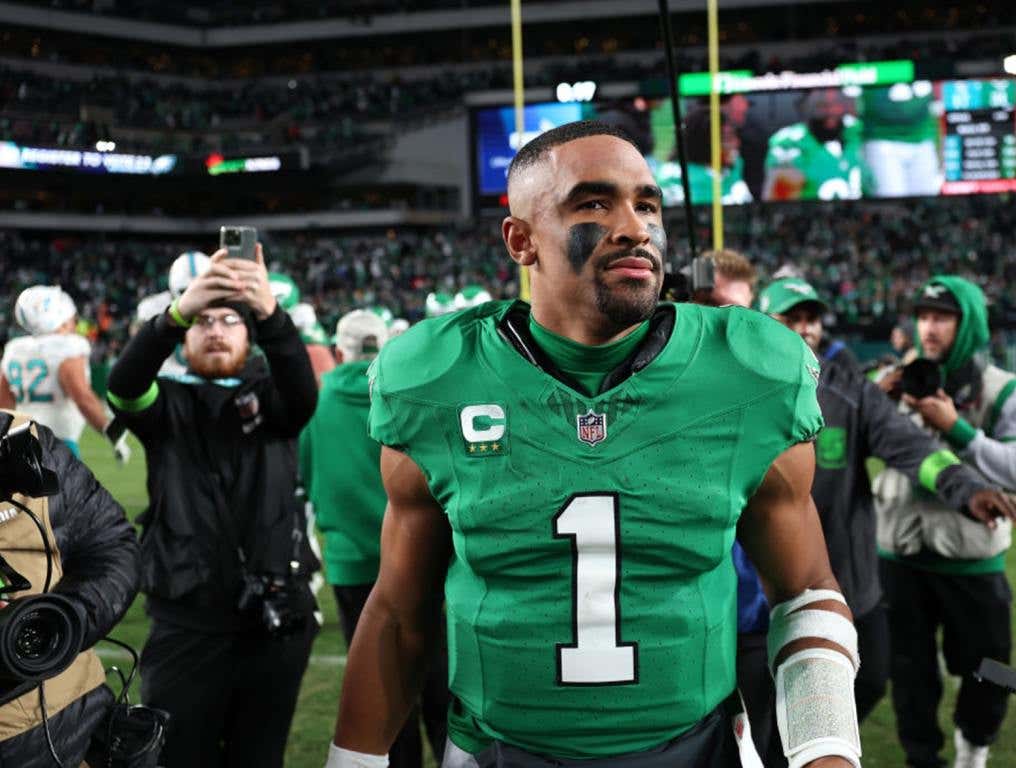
top-left (941, 80), bottom-right (1016, 194)
top-left (471, 71), bottom-right (1016, 210)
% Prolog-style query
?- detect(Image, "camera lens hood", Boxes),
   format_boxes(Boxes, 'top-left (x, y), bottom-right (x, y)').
top-left (902, 358), bottom-right (944, 400)
top-left (0, 593), bottom-right (83, 683)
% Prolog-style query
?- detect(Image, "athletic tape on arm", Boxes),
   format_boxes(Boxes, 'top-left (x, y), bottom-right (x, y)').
top-left (768, 589), bottom-right (861, 768)
top-left (325, 744), bottom-right (389, 768)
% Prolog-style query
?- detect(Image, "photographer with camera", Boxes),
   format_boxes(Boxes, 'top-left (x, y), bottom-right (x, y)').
top-left (106, 243), bottom-right (320, 768)
top-left (875, 276), bottom-right (1016, 768)
top-left (759, 278), bottom-right (1016, 729)
top-left (0, 410), bottom-right (139, 768)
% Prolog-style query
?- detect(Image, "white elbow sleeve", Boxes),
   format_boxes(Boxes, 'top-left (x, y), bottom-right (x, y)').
top-left (768, 589), bottom-right (862, 768)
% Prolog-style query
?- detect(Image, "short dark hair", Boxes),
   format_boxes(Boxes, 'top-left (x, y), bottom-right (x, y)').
top-left (506, 120), bottom-right (641, 191)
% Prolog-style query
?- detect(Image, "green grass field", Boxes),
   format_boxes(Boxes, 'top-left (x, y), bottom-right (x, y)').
top-left (78, 430), bottom-right (1015, 767)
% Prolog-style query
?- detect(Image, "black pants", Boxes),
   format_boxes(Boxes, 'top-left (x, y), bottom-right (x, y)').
top-left (735, 601), bottom-right (891, 768)
top-left (335, 583), bottom-right (449, 768)
top-left (140, 616), bottom-right (317, 768)
top-left (881, 560), bottom-right (1012, 768)
top-left (854, 602), bottom-right (891, 721)
top-left (736, 631), bottom-right (785, 767)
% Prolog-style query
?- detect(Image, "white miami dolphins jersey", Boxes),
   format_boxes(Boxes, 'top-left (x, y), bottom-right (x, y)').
top-left (1, 333), bottom-right (91, 442)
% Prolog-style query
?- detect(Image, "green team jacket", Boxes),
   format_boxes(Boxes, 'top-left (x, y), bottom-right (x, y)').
top-left (367, 300), bottom-right (823, 758)
top-left (300, 360), bottom-right (386, 585)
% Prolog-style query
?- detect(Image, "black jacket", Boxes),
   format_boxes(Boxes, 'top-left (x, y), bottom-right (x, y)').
top-left (0, 423), bottom-right (139, 767)
top-left (107, 306), bottom-right (319, 631)
top-left (813, 353), bottom-right (989, 617)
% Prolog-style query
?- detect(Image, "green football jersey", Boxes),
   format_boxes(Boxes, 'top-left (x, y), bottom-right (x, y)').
top-left (652, 157), bottom-right (753, 206)
top-left (301, 361), bottom-right (386, 585)
top-left (765, 116), bottom-right (865, 200)
top-left (860, 83), bottom-right (937, 144)
top-left (368, 301), bottom-right (823, 759)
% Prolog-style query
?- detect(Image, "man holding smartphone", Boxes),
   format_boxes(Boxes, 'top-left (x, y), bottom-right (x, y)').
top-left (106, 242), bottom-right (320, 768)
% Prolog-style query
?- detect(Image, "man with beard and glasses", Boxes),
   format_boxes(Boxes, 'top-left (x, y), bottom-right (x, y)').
top-left (106, 245), bottom-right (320, 768)
top-left (763, 88), bottom-right (867, 202)
top-left (323, 120), bottom-right (862, 768)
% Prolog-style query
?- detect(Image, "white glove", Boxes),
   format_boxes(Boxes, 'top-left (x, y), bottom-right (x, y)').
top-left (103, 419), bottom-right (131, 466)
top-left (324, 743), bottom-right (388, 768)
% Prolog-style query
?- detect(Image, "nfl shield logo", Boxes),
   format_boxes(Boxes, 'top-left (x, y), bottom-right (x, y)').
top-left (576, 410), bottom-right (607, 446)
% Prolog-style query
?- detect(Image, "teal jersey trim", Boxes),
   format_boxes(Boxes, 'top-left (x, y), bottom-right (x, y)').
top-left (159, 373), bottom-right (242, 387)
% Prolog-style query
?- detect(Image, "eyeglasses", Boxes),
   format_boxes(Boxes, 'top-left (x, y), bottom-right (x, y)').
top-left (193, 313), bottom-right (244, 330)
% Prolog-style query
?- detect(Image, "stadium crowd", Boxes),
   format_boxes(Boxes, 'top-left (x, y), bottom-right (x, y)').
top-left (1, 195), bottom-right (1013, 361)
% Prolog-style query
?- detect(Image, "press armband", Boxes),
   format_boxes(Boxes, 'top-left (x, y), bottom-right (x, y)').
top-left (768, 589), bottom-right (861, 768)
top-left (324, 744), bottom-right (389, 768)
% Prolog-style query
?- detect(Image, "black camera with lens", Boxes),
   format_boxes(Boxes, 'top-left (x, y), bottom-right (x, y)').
top-left (901, 358), bottom-right (945, 399)
top-left (0, 413), bottom-right (81, 707)
top-left (0, 413), bottom-right (59, 501)
top-left (0, 590), bottom-right (85, 705)
top-left (660, 256), bottom-right (715, 303)
top-left (237, 573), bottom-right (308, 637)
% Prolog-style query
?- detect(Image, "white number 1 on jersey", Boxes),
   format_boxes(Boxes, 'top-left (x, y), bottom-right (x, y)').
top-left (553, 493), bottom-right (638, 685)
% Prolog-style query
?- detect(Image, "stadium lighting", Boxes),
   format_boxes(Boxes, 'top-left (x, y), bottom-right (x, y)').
top-left (556, 81), bottom-right (597, 103)
top-left (95, 140), bottom-right (116, 152)
top-left (1004, 55), bottom-right (1016, 76)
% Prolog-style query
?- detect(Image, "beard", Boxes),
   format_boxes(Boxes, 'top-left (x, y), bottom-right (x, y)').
top-left (592, 248), bottom-right (662, 331)
top-left (187, 346), bottom-right (248, 379)
top-left (808, 117), bottom-right (843, 143)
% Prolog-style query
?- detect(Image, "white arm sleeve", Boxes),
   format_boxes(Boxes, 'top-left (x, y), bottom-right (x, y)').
top-left (962, 396), bottom-right (1016, 491)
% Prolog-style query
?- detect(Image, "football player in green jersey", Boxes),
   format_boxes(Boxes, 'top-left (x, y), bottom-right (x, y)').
top-left (651, 105), bottom-right (753, 206)
top-left (859, 81), bottom-right (942, 197)
top-left (763, 88), bottom-right (866, 202)
top-left (326, 121), bottom-right (860, 768)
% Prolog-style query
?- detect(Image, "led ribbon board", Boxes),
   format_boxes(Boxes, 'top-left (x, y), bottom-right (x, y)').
top-left (0, 142), bottom-right (177, 175)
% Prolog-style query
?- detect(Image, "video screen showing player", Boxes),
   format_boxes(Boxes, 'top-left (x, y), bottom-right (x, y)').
top-left (763, 87), bottom-right (867, 201)
top-left (859, 81), bottom-right (942, 197)
top-left (648, 103), bottom-right (753, 206)
top-left (473, 77), bottom-right (1010, 206)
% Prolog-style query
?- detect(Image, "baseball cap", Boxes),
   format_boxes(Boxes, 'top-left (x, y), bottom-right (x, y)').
top-left (912, 282), bottom-right (961, 315)
top-left (425, 292), bottom-right (456, 318)
top-left (757, 278), bottom-right (827, 316)
top-left (268, 272), bottom-right (301, 311)
top-left (288, 302), bottom-right (317, 331)
top-left (334, 309), bottom-right (388, 361)
top-left (454, 285), bottom-right (493, 310)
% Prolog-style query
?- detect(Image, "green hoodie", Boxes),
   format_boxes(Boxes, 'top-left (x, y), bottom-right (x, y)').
top-left (888, 275), bottom-right (1002, 574)
top-left (913, 275), bottom-right (990, 377)
top-left (299, 360), bottom-right (386, 585)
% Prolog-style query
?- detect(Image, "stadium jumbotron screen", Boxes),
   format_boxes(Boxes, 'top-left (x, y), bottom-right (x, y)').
top-left (472, 76), bottom-right (1016, 209)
